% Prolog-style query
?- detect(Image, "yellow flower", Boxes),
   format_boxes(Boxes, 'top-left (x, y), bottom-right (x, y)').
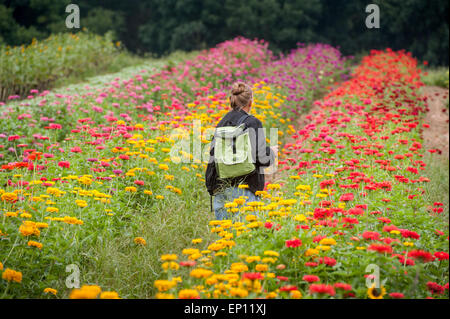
top-left (264, 250), bottom-right (280, 257)
top-left (20, 213), bottom-right (32, 219)
top-left (78, 176), bottom-right (93, 186)
top-left (255, 264), bottom-right (269, 272)
top-left (154, 280), bottom-right (176, 292)
top-left (190, 268), bottom-right (213, 279)
top-left (208, 242), bottom-right (224, 251)
top-left (19, 221), bottom-right (40, 237)
top-left (46, 187), bottom-right (64, 196)
top-left (304, 248), bottom-right (319, 257)
top-left (134, 237), bottom-right (146, 246)
top-left (70, 285), bottom-right (102, 299)
top-left (296, 184), bottom-right (311, 191)
top-left (245, 256), bottom-right (261, 263)
top-left (367, 285), bottom-right (386, 299)
top-left (215, 252), bottom-right (227, 257)
top-left (262, 257), bottom-right (277, 264)
top-left (188, 253), bottom-right (203, 260)
top-left (36, 222), bottom-right (49, 229)
top-left (5, 211), bottom-right (18, 217)
top-left (247, 221), bottom-right (262, 228)
top-left (46, 207), bottom-right (59, 213)
top-left (162, 262), bottom-right (179, 271)
top-left (62, 216), bottom-right (83, 225)
top-left (125, 186), bottom-right (137, 193)
top-left (100, 291), bottom-right (120, 299)
top-left (75, 200), bottom-right (88, 208)
top-left (293, 214), bottom-right (307, 222)
top-left (290, 290), bottom-right (302, 299)
top-left (182, 248), bottom-right (200, 255)
top-left (158, 164), bottom-right (169, 171)
top-left (266, 291), bottom-right (277, 299)
top-left (1, 192), bottom-right (17, 202)
top-left (2, 268), bottom-right (22, 283)
top-left (160, 254), bottom-right (177, 261)
top-left (230, 287), bottom-right (248, 298)
top-left (238, 184), bottom-right (249, 189)
top-left (319, 238), bottom-right (337, 246)
top-left (0, 262), bottom-right (3, 271)
top-left (192, 238), bottom-right (202, 244)
top-left (179, 289), bottom-right (199, 299)
top-left (27, 240), bottom-right (43, 249)
top-left (230, 262), bottom-right (248, 273)
top-left (403, 242), bottom-right (414, 247)
top-left (44, 288), bottom-right (57, 296)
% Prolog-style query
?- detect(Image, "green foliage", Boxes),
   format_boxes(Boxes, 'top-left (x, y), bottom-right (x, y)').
top-left (422, 68), bottom-right (450, 88)
top-left (0, 31), bottom-right (139, 101)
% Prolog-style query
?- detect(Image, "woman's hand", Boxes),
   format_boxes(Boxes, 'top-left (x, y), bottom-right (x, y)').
top-left (271, 145), bottom-right (279, 156)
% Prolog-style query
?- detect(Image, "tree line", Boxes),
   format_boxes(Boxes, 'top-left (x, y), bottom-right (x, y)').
top-left (1, 0), bottom-right (448, 65)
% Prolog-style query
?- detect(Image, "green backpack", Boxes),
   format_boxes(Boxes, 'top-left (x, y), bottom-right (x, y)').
top-left (214, 114), bottom-right (256, 179)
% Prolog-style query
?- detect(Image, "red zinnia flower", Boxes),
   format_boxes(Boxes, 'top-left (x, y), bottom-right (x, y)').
top-left (339, 193), bottom-right (354, 201)
top-left (285, 238), bottom-right (302, 248)
top-left (434, 251), bottom-right (449, 261)
top-left (347, 207), bottom-right (364, 215)
top-left (309, 284), bottom-right (335, 296)
top-left (389, 292), bottom-right (404, 299)
top-left (305, 262), bottom-right (318, 267)
top-left (426, 282), bottom-right (444, 295)
top-left (408, 250), bottom-right (435, 263)
top-left (180, 260), bottom-right (196, 267)
top-left (362, 231), bottom-right (381, 241)
top-left (58, 161), bottom-right (70, 168)
top-left (70, 146), bottom-right (82, 153)
top-left (334, 282), bottom-right (352, 291)
top-left (276, 276), bottom-right (289, 282)
top-left (280, 285), bottom-right (298, 292)
top-left (243, 272), bottom-right (264, 281)
top-left (318, 256), bottom-right (337, 267)
top-left (368, 244), bottom-right (393, 254)
top-left (303, 275), bottom-right (320, 283)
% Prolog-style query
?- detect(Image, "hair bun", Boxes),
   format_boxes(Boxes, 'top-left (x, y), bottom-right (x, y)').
top-left (231, 82), bottom-right (246, 95)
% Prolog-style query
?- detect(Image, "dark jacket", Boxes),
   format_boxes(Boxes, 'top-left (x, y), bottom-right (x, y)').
top-left (205, 109), bottom-right (275, 195)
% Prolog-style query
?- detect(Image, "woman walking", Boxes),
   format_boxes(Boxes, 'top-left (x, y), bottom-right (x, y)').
top-left (205, 82), bottom-right (277, 220)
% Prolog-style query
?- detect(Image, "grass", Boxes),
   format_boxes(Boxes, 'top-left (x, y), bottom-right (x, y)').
top-left (422, 153), bottom-right (449, 219)
top-left (77, 196), bottom-right (216, 298)
top-left (421, 67), bottom-right (449, 89)
top-left (52, 50), bottom-right (198, 91)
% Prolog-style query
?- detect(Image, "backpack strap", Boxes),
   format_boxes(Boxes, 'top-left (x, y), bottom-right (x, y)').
top-left (236, 113), bottom-right (250, 128)
top-left (210, 195), bottom-right (213, 213)
top-left (231, 113), bottom-right (250, 154)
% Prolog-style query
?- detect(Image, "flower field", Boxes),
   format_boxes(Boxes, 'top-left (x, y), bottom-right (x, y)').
top-left (0, 36), bottom-right (448, 299)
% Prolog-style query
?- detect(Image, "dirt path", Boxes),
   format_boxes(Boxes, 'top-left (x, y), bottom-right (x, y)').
top-left (422, 86), bottom-right (449, 157)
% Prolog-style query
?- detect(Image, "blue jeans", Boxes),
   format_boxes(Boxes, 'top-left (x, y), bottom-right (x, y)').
top-left (213, 187), bottom-right (258, 220)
